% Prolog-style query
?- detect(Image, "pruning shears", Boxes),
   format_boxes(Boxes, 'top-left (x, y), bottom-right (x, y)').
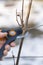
top-left (0, 27), bottom-right (23, 58)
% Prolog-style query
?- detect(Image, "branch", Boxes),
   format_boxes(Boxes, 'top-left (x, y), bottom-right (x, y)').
top-left (21, 0), bottom-right (24, 26)
top-left (17, 14), bottom-right (22, 26)
top-left (16, 0), bottom-right (24, 28)
top-left (16, 10), bottom-right (21, 27)
top-left (16, 0), bottom-right (32, 65)
top-left (25, 0), bottom-right (32, 28)
top-left (16, 29), bottom-right (25, 65)
top-left (21, 0), bottom-right (24, 27)
top-left (16, 0), bottom-right (25, 65)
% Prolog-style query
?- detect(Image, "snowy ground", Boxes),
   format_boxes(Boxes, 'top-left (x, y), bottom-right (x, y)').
top-left (0, 0), bottom-right (43, 65)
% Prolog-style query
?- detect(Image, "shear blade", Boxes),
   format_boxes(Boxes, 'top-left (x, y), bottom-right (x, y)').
top-left (17, 32), bottom-right (29, 39)
top-left (17, 35), bottom-right (25, 39)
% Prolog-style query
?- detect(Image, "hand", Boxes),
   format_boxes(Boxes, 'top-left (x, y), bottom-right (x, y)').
top-left (0, 30), bottom-right (16, 56)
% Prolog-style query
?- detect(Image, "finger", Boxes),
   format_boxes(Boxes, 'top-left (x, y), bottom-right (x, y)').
top-left (10, 42), bottom-right (16, 47)
top-left (3, 40), bottom-right (6, 44)
top-left (0, 30), bottom-right (2, 32)
top-left (0, 40), bottom-right (6, 48)
top-left (0, 39), bottom-right (6, 44)
top-left (5, 45), bottom-right (10, 51)
top-left (3, 50), bottom-right (8, 56)
top-left (0, 32), bottom-right (7, 38)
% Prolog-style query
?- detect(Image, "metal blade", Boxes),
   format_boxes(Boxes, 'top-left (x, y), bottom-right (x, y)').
top-left (16, 35), bottom-right (26, 39)
top-left (16, 32), bottom-right (29, 39)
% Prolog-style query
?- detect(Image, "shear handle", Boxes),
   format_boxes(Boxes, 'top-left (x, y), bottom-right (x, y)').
top-left (0, 27), bottom-right (22, 58)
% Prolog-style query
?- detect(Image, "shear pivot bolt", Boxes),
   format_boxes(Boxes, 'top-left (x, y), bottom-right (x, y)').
top-left (9, 30), bottom-right (16, 36)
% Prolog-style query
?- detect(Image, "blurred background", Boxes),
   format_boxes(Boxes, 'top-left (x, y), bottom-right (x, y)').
top-left (0, 0), bottom-right (43, 65)
top-left (0, 0), bottom-right (43, 28)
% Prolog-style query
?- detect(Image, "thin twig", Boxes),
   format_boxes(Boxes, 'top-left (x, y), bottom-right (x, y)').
top-left (17, 0), bottom-right (24, 28)
top-left (16, 10), bottom-right (21, 26)
top-left (22, 24), bottom-right (43, 31)
top-left (25, 0), bottom-right (32, 29)
top-left (12, 51), bottom-right (15, 65)
top-left (16, 0), bottom-right (24, 65)
top-left (16, 0), bottom-right (32, 65)
top-left (21, 0), bottom-right (24, 27)
top-left (16, 35), bottom-right (24, 65)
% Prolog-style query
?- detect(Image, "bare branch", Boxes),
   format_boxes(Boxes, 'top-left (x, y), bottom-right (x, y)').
top-left (17, 14), bottom-right (22, 26)
top-left (16, 10), bottom-right (21, 26)
top-left (16, 0), bottom-right (32, 65)
top-left (21, 0), bottom-right (24, 27)
top-left (16, 0), bottom-right (25, 65)
top-left (25, 0), bottom-right (32, 27)
top-left (12, 51), bottom-right (15, 65)
top-left (16, 0), bottom-right (24, 28)
top-left (16, 35), bottom-right (24, 65)
top-left (22, 0), bottom-right (24, 19)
